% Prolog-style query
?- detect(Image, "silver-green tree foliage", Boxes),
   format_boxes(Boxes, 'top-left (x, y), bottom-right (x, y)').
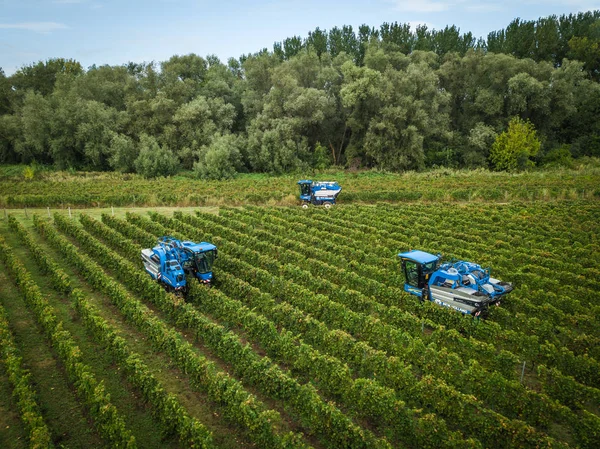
top-left (134, 134), bottom-right (179, 178)
top-left (342, 52), bottom-right (450, 170)
top-left (490, 117), bottom-right (541, 171)
top-left (108, 133), bottom-right (138, 173)
top-left (465, 123), bottom-right (497, 167)
top-left (193, 134), bottom-right (243, 180)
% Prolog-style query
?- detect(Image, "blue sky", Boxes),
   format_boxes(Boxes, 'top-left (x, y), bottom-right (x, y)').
top-left (1, 0), bottom-right (599, 75)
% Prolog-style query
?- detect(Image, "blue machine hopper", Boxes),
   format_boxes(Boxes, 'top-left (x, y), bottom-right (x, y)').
top-left (141, 246), bottom-right (187, 295)
top-left (141, 236), bottom-right (218, 295)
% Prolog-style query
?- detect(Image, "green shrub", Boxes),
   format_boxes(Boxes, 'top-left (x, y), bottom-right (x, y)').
top-left (22, 165), bottom-right (36, 180)
top-left (109, 133), bottom-right (138, 173)
top-left (312, 142), bottom-right (331, 170)
top-left (490, 117), bottom-right (541, 171)
top-left (134, 134), bottom-right (179, 178)
top-left (542, 145), bottom-right (574, 168)
top-left (193, 134), bottom-right (242, 180)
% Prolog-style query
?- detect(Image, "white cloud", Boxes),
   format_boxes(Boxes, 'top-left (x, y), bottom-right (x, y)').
top-left (525, 0), bottom-right (599, 6)
top-left (51, 0), bottom-right (105, 10)
top-left (560, 0), bottom-right (600, 13)
top-left (391, 0), bottom-right (453, 12)
top-left (389, 0), bottom-right (512, 13)
top-left (0, 22), bottom-right (68, 33)
top-left (465, 3), bottom-right (503, 12)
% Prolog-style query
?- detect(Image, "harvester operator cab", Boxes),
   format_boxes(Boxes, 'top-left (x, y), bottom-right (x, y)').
top-left (299, 181), bottom-right (312, 200)
top-left (180, 242), bottom-right (218, 284)
top-left (398, 250), bottom-right (441, 297)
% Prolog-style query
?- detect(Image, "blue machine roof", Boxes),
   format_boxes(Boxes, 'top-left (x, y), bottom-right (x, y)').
top-left (182, 241), bottom-right (217, 252)
top-left (297, 180), bottom-right (312, 184)
top-left (398, 250), bottom-right (439, 264)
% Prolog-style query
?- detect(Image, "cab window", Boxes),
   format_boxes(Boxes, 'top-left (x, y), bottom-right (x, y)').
top-left (195, 250), bottom-right (216, 274)
top-left (422, 260), bottom-right (438, 274)
top-left (403, 260), bottom-right (419, 287)
top-left (300, 184), bottom-right (311, 196)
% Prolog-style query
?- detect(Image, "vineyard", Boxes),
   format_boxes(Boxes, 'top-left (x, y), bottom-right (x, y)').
top-left (1, 167), bottom-right (600, 207)
top-left (0, 202), bottom-right (598, 448)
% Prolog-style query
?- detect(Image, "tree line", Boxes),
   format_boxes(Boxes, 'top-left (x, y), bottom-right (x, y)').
top-left (0, 11), bottom-right (599, 178)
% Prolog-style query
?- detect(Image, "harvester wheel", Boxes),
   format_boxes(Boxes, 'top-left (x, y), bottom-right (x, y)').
top-left (302, 203), bottom-right (309, 209)
top-left (324, 203), bottom-right (332, 209)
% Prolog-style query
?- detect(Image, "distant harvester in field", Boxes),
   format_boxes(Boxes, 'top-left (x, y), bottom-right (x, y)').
top-left (298, 180), bottom-right (342, 208)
